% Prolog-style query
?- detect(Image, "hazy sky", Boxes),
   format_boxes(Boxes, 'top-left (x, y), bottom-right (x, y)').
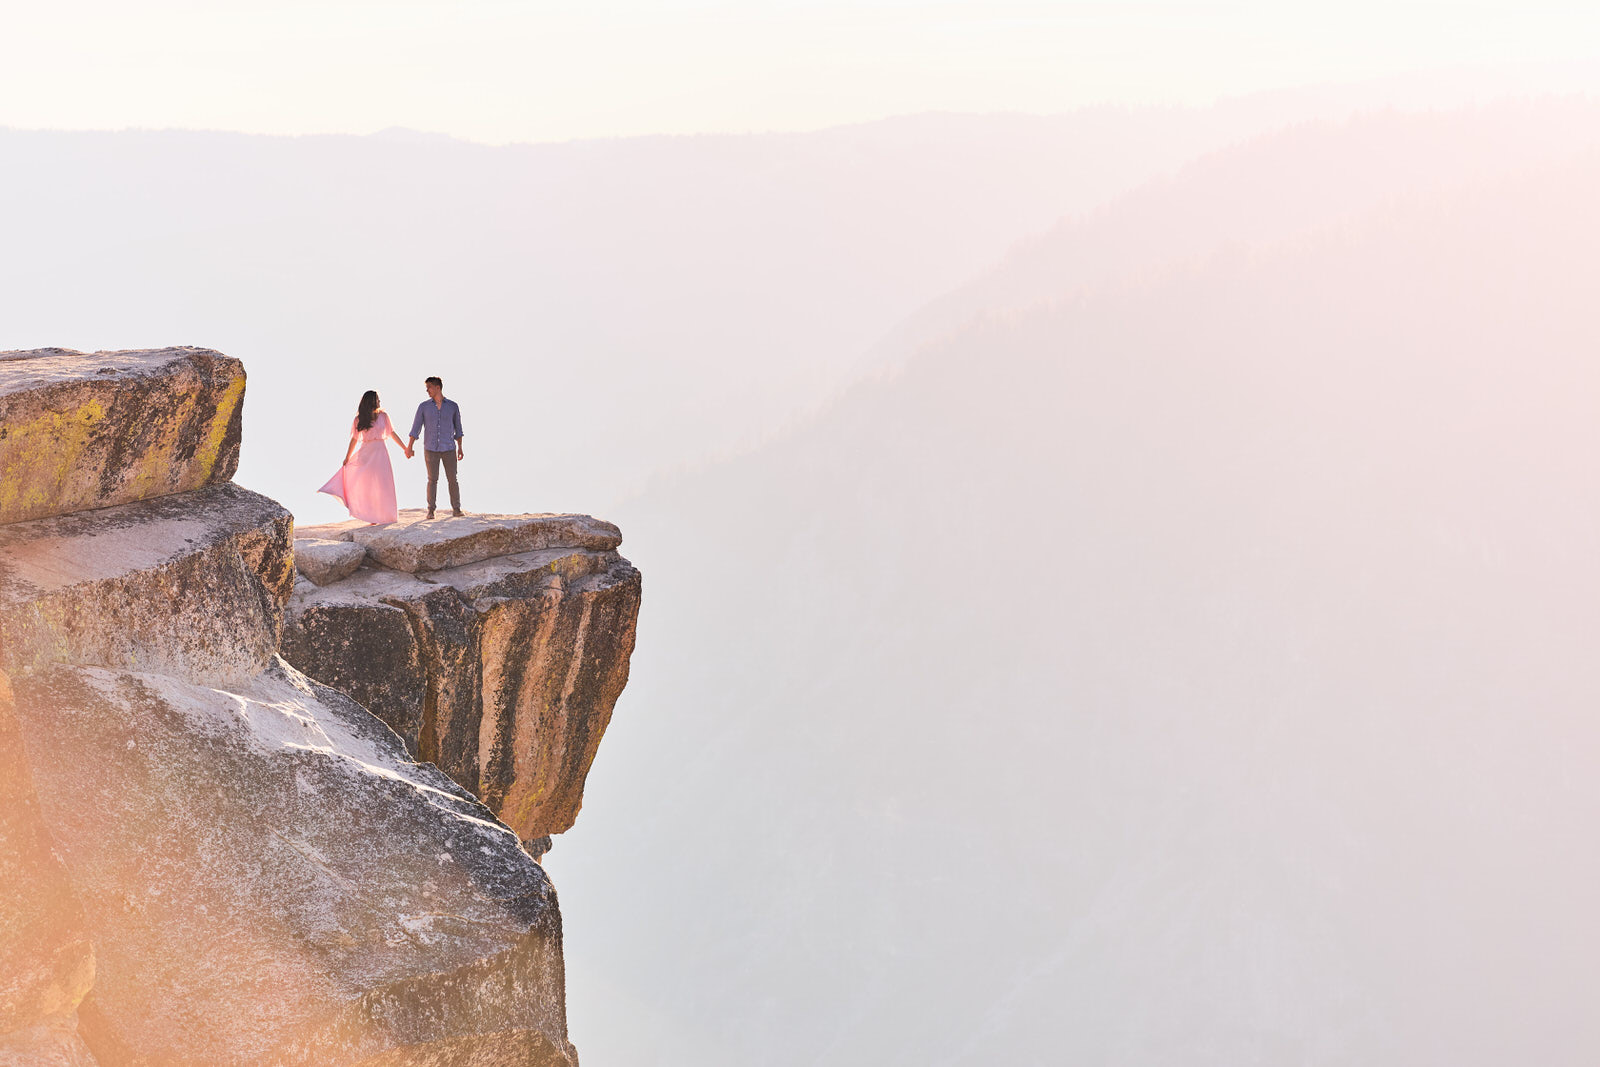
top-left (4, 0), bottom-right (1599, 142)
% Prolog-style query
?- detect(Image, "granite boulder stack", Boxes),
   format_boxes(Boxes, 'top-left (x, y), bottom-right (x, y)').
top-left (0, 347), bottom-right (636, 1066)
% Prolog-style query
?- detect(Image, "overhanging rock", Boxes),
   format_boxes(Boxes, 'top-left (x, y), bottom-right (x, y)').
top-left (284, 512), bottom-right (642, 846)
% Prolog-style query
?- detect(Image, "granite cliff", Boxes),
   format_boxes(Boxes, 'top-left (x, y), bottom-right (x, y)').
top-left (282, 514), bottom-right (640, 856)
top-left (0, 348), bottom-right (641, 1066)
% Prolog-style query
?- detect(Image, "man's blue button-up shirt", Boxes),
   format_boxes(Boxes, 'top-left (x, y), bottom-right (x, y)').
top-left (410, 397), bottom-right (464, 452)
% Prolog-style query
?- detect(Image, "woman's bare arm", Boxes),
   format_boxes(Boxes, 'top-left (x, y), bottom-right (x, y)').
top-left (380, 411), bottom-right (413, 457)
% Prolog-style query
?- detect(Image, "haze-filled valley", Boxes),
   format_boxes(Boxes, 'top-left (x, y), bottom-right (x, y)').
top-left (5, 91), bottom-right (1599, 1064)
top-left (562, 102), bottom-right (1600, 1064)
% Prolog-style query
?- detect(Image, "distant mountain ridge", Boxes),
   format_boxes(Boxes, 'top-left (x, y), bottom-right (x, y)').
top-left (0, 103), bottom-right (1391, 520)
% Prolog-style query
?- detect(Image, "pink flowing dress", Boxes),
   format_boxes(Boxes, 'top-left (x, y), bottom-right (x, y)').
top-left (318, 411), bottom-right (399, 524)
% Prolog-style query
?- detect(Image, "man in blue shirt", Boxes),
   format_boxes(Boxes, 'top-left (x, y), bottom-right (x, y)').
top-left (407, 375), bottom-right (465, 519)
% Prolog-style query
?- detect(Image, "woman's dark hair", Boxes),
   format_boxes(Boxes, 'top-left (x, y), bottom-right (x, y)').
top-left (356, 390), bottom-right (380, 432)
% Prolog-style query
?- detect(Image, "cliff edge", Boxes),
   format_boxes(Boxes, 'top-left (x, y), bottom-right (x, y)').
top-left (283, 512), bottom-right (642, 854)
top-left (0, 348), bottom-right (638, 1066)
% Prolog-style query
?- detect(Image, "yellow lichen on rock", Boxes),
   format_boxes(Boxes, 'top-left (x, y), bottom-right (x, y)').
top-left (195, 372), bottom-right (247, 480)
top-left (0, 398), bottom-right (109, 522)
top-left (0, 347), bottom-right (246, 525)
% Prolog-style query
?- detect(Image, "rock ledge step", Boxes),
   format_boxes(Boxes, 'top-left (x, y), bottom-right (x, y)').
top-left (298, 511), bottom-right (621, 574)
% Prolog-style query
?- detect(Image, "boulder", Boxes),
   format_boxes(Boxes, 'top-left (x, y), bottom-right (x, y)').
top-left (282, 518), bottom-right (641, 844)
top-left (10, 659), bottom-right (576, 1067)
top-left (0, 348), bottom-right (245, 525)
top-left (300, 511), bottom-right (622, 573)
top-left (296, 538), bottom-right (368, 586)
top-left (0, 668), bottom-right (99, 1066)
top-left (0, 483), bottom-right (294, 686)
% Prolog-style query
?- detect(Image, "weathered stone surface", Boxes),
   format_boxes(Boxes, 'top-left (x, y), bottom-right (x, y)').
top-left (0, 348), bottom-right (245, 525)
top-left (282, 538), bottom-right (642, 844)
top-left (0, 668), bottom-right (99, 1066)
top-left (0, 484), bottom-right (294, 685)
top-left (296, 537), bottom-right (368, 586)
top-left (336, 1030), bottom-right (576, 1066)
top-left (281, 593), bottom-right (428, 746)
top-left (0, 1022), bottom-right (100, 1067)
top-left (300, 511), bottom-right (622, 573)
top-left (11, 659), bottom-right (576, 1067)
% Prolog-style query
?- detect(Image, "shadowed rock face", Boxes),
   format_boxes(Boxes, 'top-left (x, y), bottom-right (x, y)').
top-left (0, 669), bottom-right (99, 1067)
top-left (0, 483), bottom-right (294, 686)
top-left (0, 348), bottom-right (244, 525)
top-left (284, 514), bottom-right (642, 845)
top-left (476, 560), bottom-right (642, 842)
top-left (12, 661), bottom-right (576, 1067)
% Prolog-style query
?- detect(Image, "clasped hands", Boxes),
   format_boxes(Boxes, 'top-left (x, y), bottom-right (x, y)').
top-left (395, 443), bottom-right (463, 461)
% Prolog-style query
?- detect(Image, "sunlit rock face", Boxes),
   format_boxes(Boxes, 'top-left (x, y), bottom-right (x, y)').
top-left (284, 512), bottom-right (642, 848)
top-left (0, 669), bottom-right (99, 1067)
top-left (11, 662), bottom-right (576, 1067)
top-left (0, 348), bottom-right (588, 1067)
top-left (0, 348), bottom-right (244, 525)
top-left (332, 512), bottom-right (623, 573)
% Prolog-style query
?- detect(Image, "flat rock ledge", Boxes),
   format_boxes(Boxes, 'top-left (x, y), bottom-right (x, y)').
top-left (0, 483), bottom-right (294, 686)
top-left (299, 510), bottom-right (621, 573)
top-left (284, 512), bottom-right (641, 844)
top-left (0, 347), bottom-right (245, 525)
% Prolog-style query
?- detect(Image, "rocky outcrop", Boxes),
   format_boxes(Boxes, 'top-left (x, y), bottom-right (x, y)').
top-left (0, 669), bottom-right (99, 1067)
top-left (0, 348), bottom-right (244, 525)
top-left (283, 513), bottom-right (642, 848)
top-left (0, 349), bottom-right (603, 1066)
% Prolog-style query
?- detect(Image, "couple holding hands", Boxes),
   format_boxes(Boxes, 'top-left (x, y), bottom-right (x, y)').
top-left (320, 375), bottom-right (465, 525)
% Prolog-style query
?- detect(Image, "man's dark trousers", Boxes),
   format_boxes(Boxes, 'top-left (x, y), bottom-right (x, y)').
top-left (426, 450), bottom-right (461, 512)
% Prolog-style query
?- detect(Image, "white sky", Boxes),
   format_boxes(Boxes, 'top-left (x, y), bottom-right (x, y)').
top-left (3, 0), bottom-right (1599, 143)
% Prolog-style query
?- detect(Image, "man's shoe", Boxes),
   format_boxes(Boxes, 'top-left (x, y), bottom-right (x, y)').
top-left (452, 509), bottom-right (464, 518)
top-left (426, 509), bottom-right (435, 520)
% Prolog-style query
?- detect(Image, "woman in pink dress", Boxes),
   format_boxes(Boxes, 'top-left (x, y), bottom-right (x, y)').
top-left (318, 390), bottom-right (412, 524)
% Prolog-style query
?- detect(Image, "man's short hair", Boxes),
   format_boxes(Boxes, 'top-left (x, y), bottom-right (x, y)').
top-left (425, 376), bottom-right (443, 388)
